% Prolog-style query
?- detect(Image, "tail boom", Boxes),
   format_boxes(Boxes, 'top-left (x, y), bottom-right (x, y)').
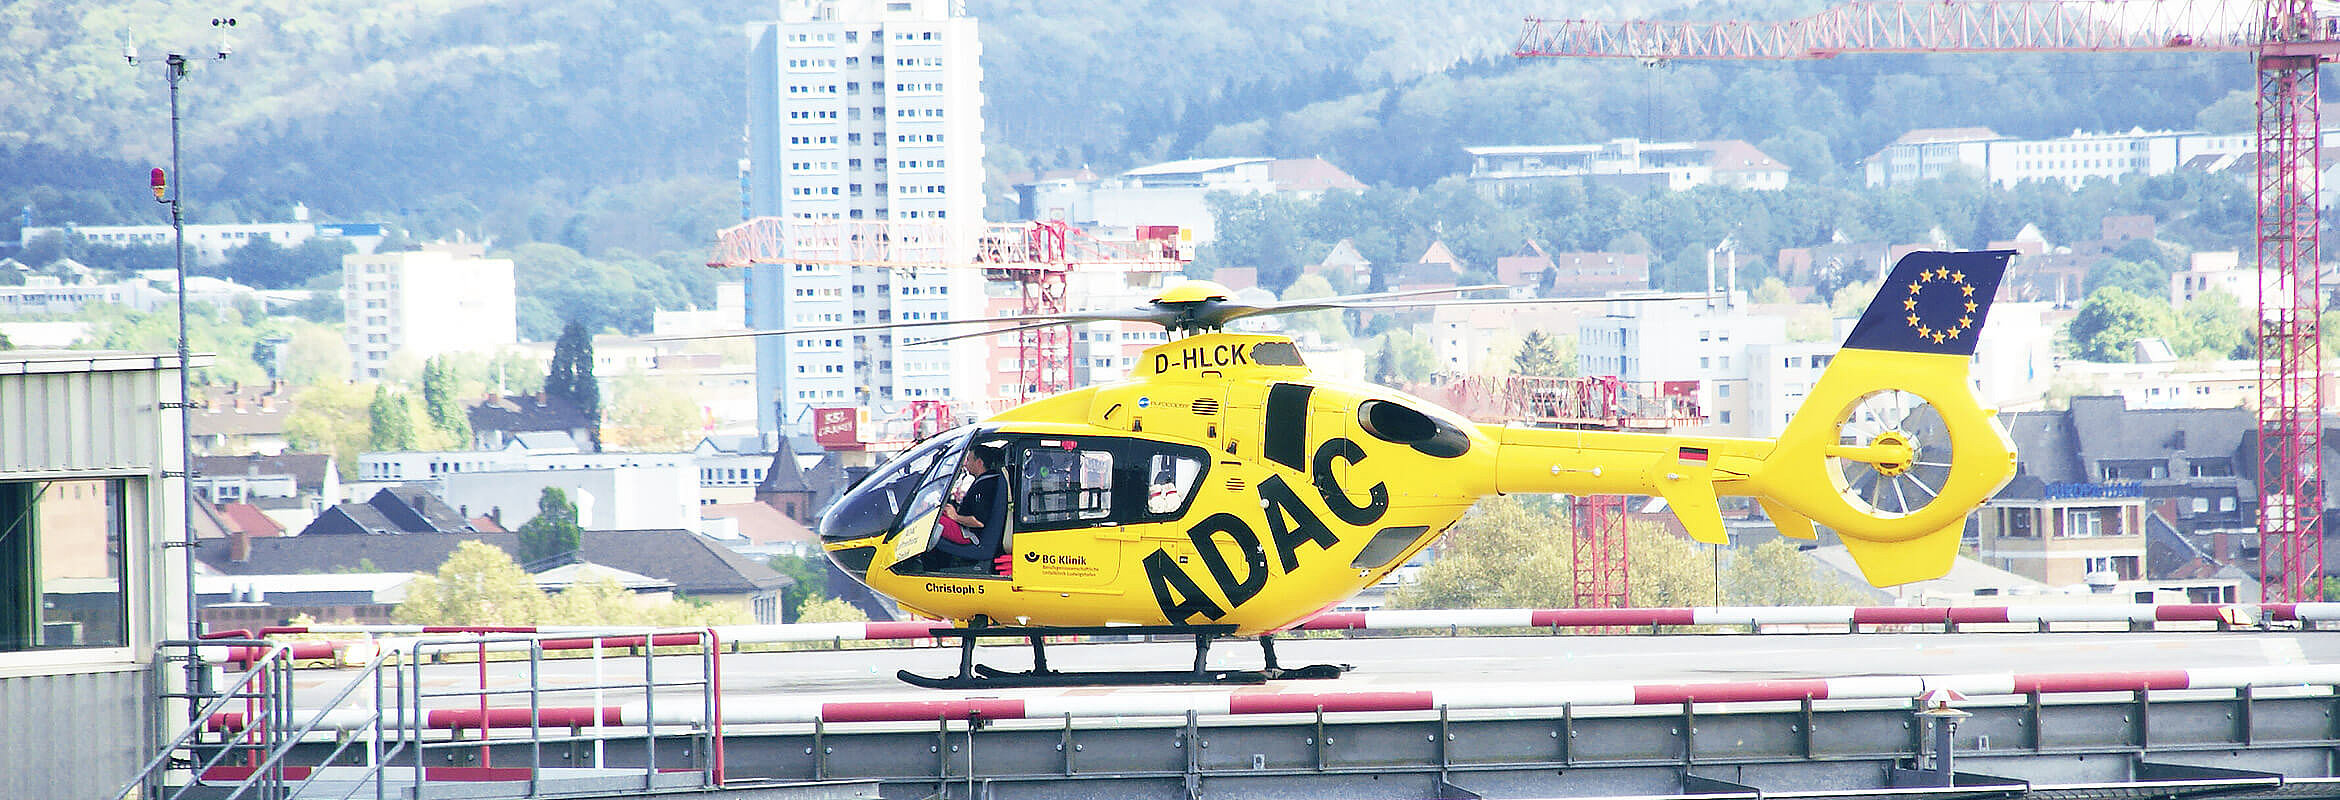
top-left (1478, 250), bottom-right (2019, 587)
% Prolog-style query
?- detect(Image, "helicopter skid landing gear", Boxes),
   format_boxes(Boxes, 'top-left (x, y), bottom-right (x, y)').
top-left (895, 622), bottom-right (1352, 689)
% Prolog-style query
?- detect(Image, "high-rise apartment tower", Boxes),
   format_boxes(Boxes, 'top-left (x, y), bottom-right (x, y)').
top-left (746, 0), bottom-right (987, 435)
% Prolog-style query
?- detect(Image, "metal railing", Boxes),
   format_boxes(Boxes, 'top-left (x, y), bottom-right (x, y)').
top-left (113, 639), bottom-right (298, 800)
top-left (117, 629), bottom-right (726, 800)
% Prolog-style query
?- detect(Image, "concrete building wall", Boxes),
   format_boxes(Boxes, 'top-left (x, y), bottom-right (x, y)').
top-left (1576, 296), bottom-right (1783, 436)
top-left (0, 352), bottom-right (192, 798)
top-left (440, 462), bottom-right (702, 533)
top-left (342, 245), bottom-right (518, 380)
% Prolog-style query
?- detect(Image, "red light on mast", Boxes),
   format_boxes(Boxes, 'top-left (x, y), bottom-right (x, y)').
top-left (149, 168), bottom-right (168, 202)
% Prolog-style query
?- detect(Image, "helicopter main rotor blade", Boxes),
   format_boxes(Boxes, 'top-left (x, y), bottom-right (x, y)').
top-left (642, 308), bottom-right (1158, 344)
top-left (904, 318), bottom-right (1077, 347)
top-left (1296, 293), bottom-right (1715, 314)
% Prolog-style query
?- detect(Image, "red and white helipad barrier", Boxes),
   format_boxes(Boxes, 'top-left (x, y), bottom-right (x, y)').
top-left (207, 663), bottom-right (2340, 733)
top-left (199, 602), bottom-right (2340, 666)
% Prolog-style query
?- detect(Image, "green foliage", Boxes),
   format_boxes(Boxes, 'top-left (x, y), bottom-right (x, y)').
top-left (1274, 273), bottom-right (1349, 344)
top-left (2066, 287), bottom-right (2175, 362)
top-left (207, 237), bottom-right (355, 289)
top-left (285, 381), bottom-right (369, 477)
top-left (396, 541), bottom-right (747, 626)
top-left (1387, 497), bottom-right (1571, 609)
top-left (516, 488), bottom-right (583, 565)
top-left (602, 374), bottom-right (701, 452)
top-left (1722, 539), bottom-right (1872, 607)
top-left (1512, 329), bottom-right (1570, 377)
top-left (421, 356), bottom-right (473, 445)
top-left (766, 554), bottom-right (832, 621)
top-left (395, 541), bottom-right (551, 626)
top-left (1392, 498), bottom-right (1870, 610)
top-left (794, 597), bottom-right (868, 624)
top-left (1371, 330), bottom-right (1435, 384)
top-left (366, 384), bottom-right (418, 451)
top-left (2170, 288), bottom-right (2252, 360)
top-left (507, 244), bottom-right (716, 340)
top-left (546, 320), bottom-right (601, 449)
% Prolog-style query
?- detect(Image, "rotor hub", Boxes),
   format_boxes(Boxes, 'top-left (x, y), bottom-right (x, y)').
top-left (1869, 430), bottom-right (1915, 476)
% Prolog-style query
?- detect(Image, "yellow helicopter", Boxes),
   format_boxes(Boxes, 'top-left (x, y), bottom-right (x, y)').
top-left (723, 249), bottom-right (2017, 688)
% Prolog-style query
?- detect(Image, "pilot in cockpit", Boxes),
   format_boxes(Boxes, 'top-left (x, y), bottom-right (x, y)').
top-left (936, 445), bottom-right (1009, 572)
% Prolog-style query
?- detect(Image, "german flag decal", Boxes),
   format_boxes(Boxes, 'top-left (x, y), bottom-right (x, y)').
top-left (1679, 446), bottom-right (1709, 465)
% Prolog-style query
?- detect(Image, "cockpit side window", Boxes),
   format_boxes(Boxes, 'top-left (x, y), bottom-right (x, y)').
top-left (1009, 436), bottom-right (1210, 532)
top-left (1019, 443), bottom-right (1113, 526)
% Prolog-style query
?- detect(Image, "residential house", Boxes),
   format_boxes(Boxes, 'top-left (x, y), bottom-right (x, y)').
top-left (702, 501), bottom-right (820, 557)
top-left (299, 487), bottom-right (479, 537)
top-left (195, 529), bottom-right (792, 623)
top-left (1312, 239), bottom-right (1372, 288)
top-left (469, 392), bottom-right (597, 452)
top-left (188, 380), bottom-right (297, 456)
top-left (193, 452), bottom-right (339, 532)
top-left (1980, 396), bottom-right (2253, 592)
top-left (1544, 251), bottom-right (1651, 297)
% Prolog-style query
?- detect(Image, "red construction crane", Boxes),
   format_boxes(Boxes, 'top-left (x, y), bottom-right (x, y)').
top-left (711, 218), bottom-right (1187, 403)
top-left (1519, 0), bottom-right (2339, 601)
top-left (1410, 372), bottom-right (1705, 608)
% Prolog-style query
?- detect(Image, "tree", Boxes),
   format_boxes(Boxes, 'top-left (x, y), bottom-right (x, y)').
top-left (366, 385), bottom-right (418, 452)
top-left (2066, 287), bottom-right (2174, 362)
top-left (285, 381), bottom-right (370, 477)
top-left (767, 554), bottom-right (832, 622)
top-left (1372, 330), bottom-right (1436, 384)
top-left (1721, 539), bottom-right (1872, 606)
top-left (274, 323), bottom-right (348, 387)
top-left (601, 375), bottom-right (701, 452)
top-left (2171, 288), bottom-right (2251, 360)
top-left (1392, 497), bottom-right (1868, 611)
top-left (1513, 329), bottom-right (1570, 376)
top-left (421, 356), bottom-right (473, 446)
top-left (516, 487), bottom-right (583, 565)
top-left (1275, 273), bottom-right (1349, 344)
top-left (394, 541), bottom-right (551, 625)
top-left (1388, 497), bottom-right (1572, 609)
top-left (396, 540), bottom-right (749, 626)
top-left (547, 320), bottom-right (602, 451)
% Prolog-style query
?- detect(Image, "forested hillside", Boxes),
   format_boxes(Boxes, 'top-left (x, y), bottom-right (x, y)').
top-left (1, 0), bottom-right (1561, 251)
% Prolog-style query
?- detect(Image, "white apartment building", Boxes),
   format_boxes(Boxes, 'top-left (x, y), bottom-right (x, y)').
top-left (746, 0), bottom-right (988, 435)
top-left (17, 217), bottom-right (385, 266)
top-left (355, 448), bottom-right (721, 532)
top-left (341, 243), bottom-right (517, 380)
top-left (1864, 127), bottom-right (2255, 188)
top-left (1466, 139), bottom-right (1790, 198)
top-left (1072, 157), bottom-right (1366, 243)
top-left (651, 282), bottom-right (748, 337)
top-left (1576, 295), bottom-right (1786, 436)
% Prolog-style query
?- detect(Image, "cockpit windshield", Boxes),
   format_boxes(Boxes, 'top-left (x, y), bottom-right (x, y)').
top-left (818, 427), bottom-right (975, 543)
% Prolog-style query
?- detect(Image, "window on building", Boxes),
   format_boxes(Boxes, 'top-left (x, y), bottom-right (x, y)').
top-left (0, 479), bottom-right (130, 652)
top-left (2004, 508), bottom-right (2036, 537)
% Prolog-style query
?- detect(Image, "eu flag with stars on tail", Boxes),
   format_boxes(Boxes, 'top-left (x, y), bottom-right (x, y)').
top-left (1840, 250), bottom-right (2014, 357)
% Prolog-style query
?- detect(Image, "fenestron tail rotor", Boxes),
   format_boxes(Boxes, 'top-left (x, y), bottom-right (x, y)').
top-left (1829, 389), bottom-right (1955, 518)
